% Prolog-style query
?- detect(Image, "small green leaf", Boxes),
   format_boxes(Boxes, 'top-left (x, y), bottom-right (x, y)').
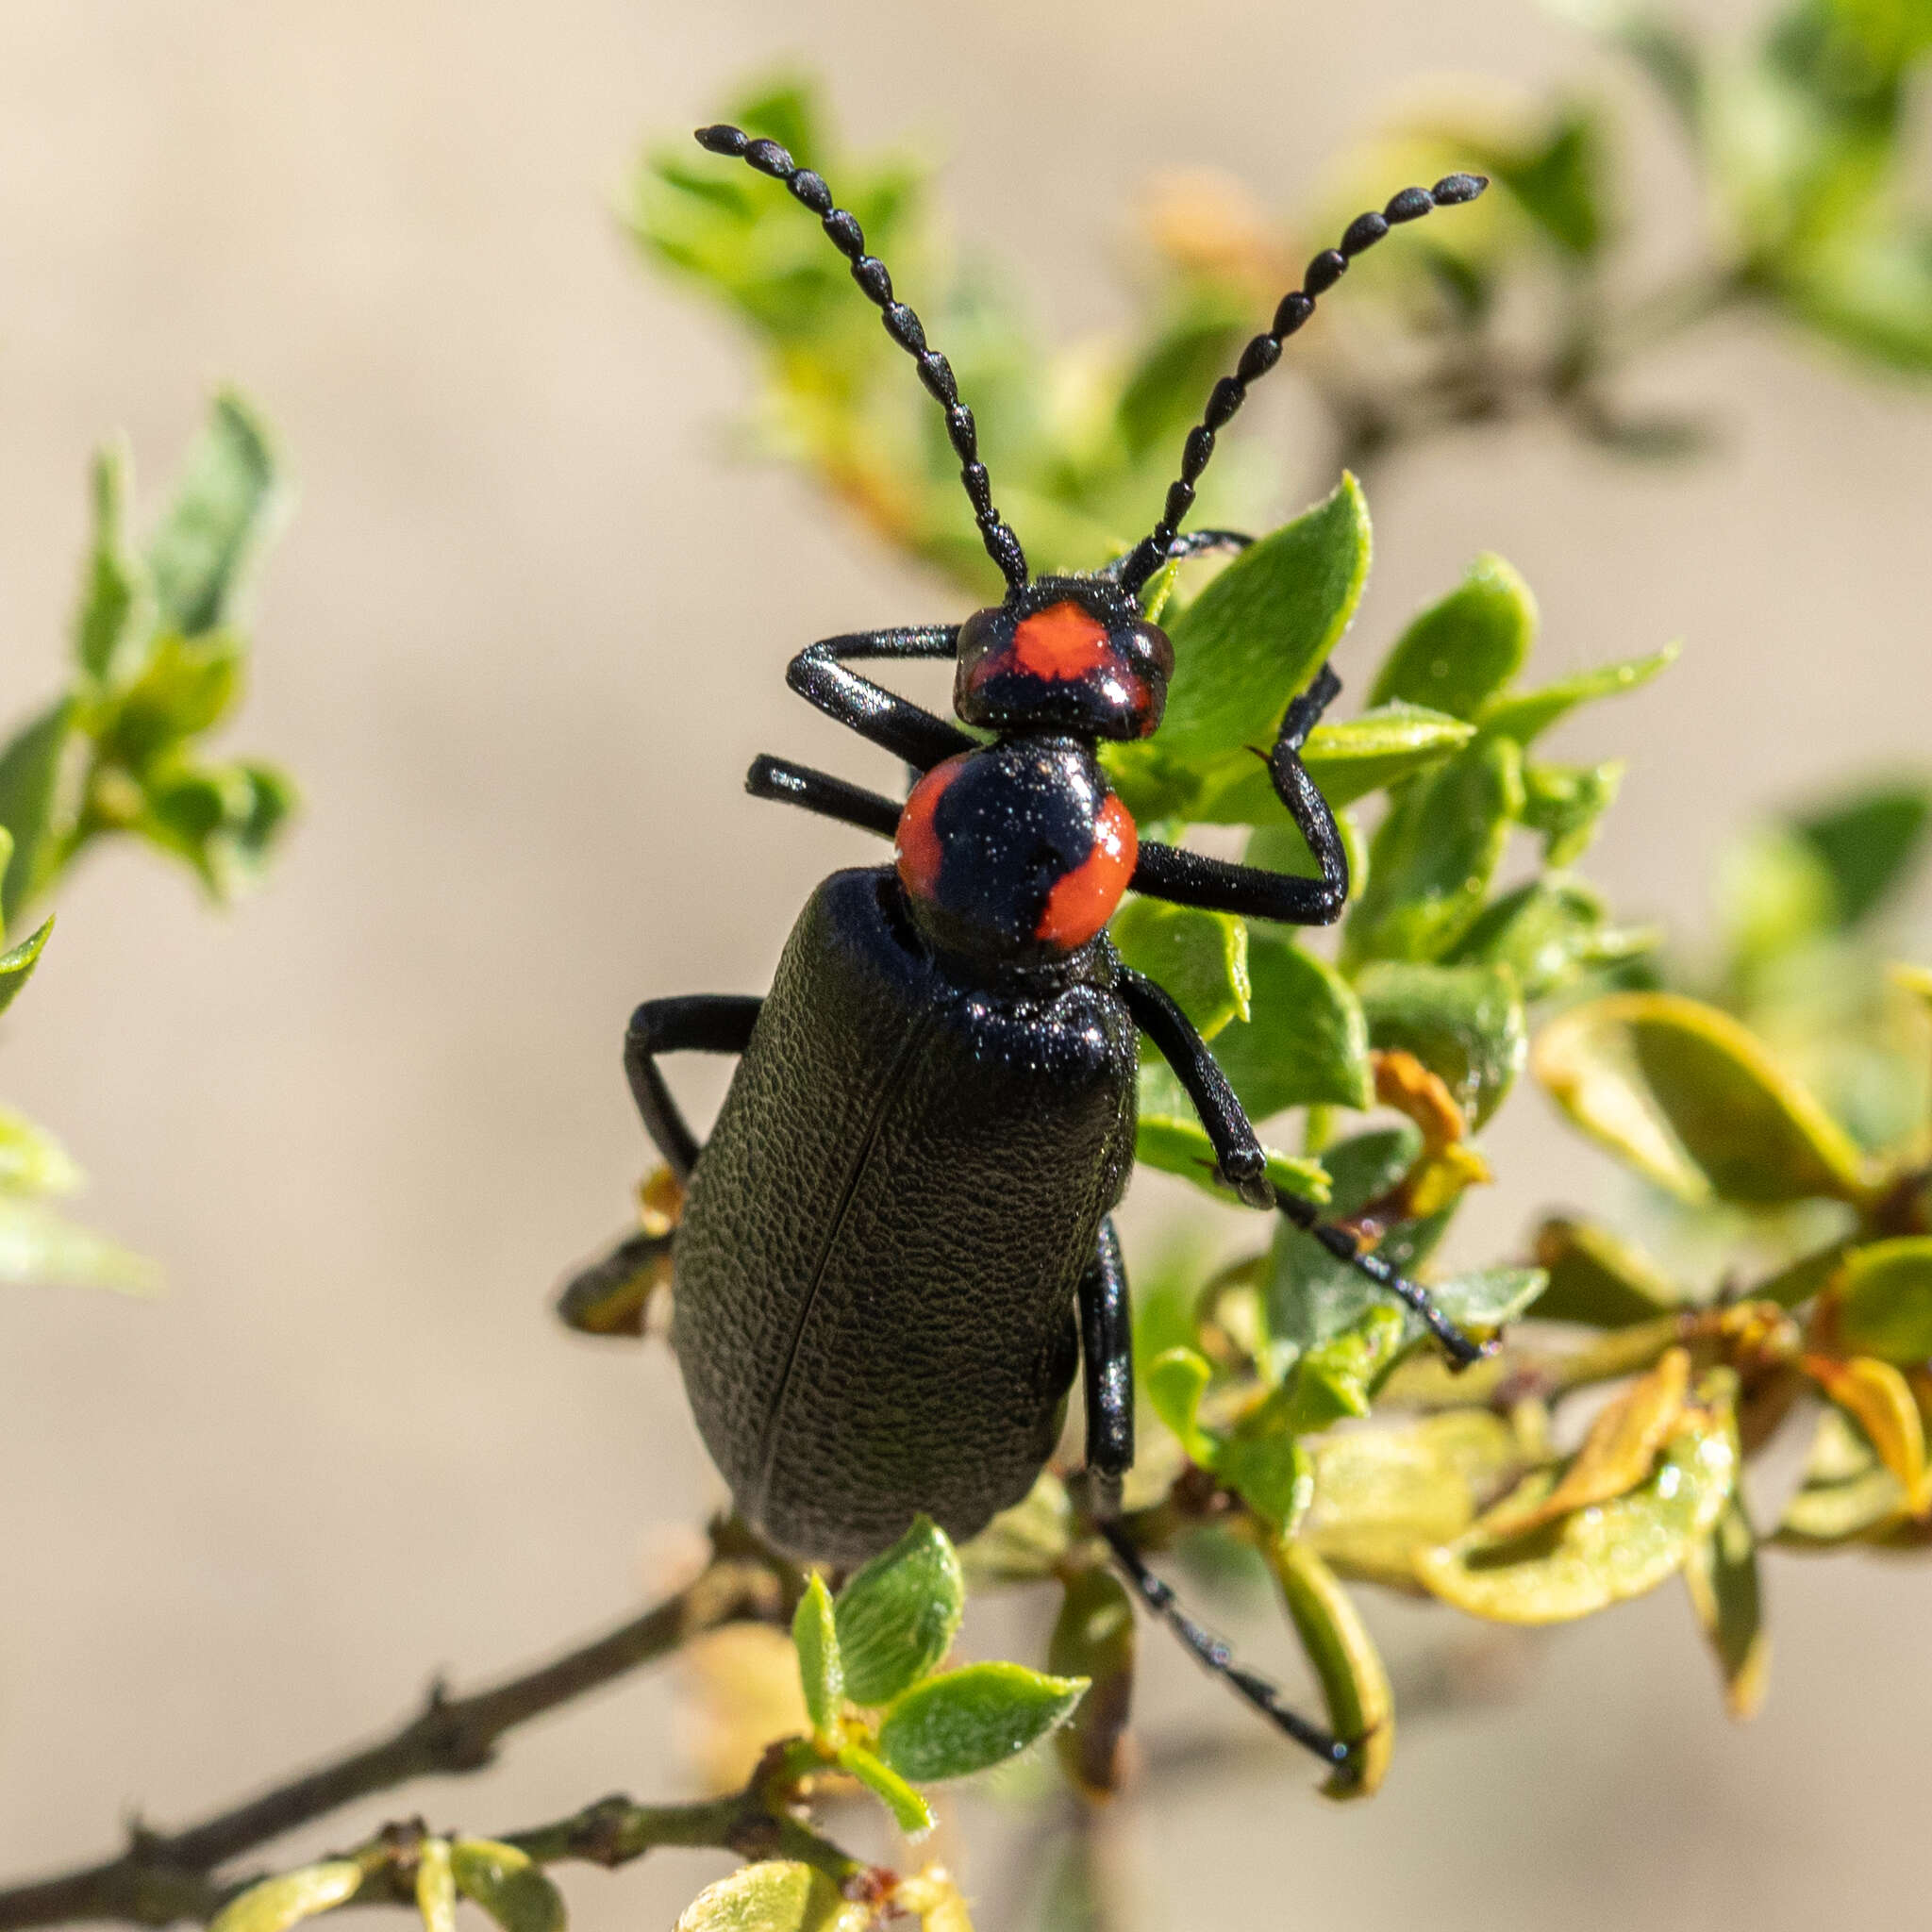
top-left (1109, 898), bottom-right (1248, 1039)
top-left (1533, 991), bottom-right (1874, 1205)
top-left (836, 1741), bottom-right (933, 1836)
top-left (1270, 1198), bottom-right (1451, 1356)
top-left (1417, 1398), bottom-right (1738, 1624)
top-left (792, 1574), bottom-right (843, 1735)
top-left (1683, 1495), bottom-right (1770, 1719)
top-left (833, 1515), bottom-right (965, 1706)
top-left (675, 1861), bottom-right (869, 1932)
top-left (1521, 759), bottom-right (1622, 866)
top-left (1047, 1566), bottom-right (1137, 1798)
top-left (1208, 930), bottom-right (1373, 1117)
top-left (208, 1863), bottom-right (364, 1932)
top-left (0, 1196), bottom-right (159, 1293)
top-left (1530, 1216), bottom-right (1683, 1326)
top-left (1356, 960), bottom-right (1527, 1126)
top-left (1474, 645), bottom-right (1677, 745)
top-left (0, 699), bottom-right (76, 924)
top-left (1157, 477), bottom-right (1373, 763)
top-left (96, 634), bottom-right (243, 767)
top-left (1447, 875), bottom-right (1657, 1002)
top-left (1278, 1308), bottom-right (1407, 1434)
top-left (1189, 704), bottom-right (1474, 820)
top-left (1835, 1239), bottom-right (1932, 1363)
top-left (1719, 824), bottom-right (1836, 968)
top-left (1144, 1346), bottom-right (1215, 1464)
top-left (147, 390), bottom-right (284, 638)
top-left (74, 440), bottom-right (151, 685)
top-left (416, 1840), bottom-right (457, 1932)
top-left (0, 1105), bottom-right (82, 1196)
top-left (0, 918), bottom-right (54, 1018)
top-left (1790, 781), bottom-right (1932, 929)
top-left (1369, 555), bottom-right (1537, 722)
top-left (1217, 1424), bottom-right (1314, 1531)
top-left (1134, 1062), bottom-right (1329, 1203)
top-left (449, 1840), bottom-right (567, 1932)
top-left (1425, 1267), bottom-right (1548, 1332)
top-left (1345, 740), bottom-right (1524, 965)
top-left (1268, 1539), bottom-right (1393, 1797)
top-left (877, 1662), bottom-right (1088, 1783)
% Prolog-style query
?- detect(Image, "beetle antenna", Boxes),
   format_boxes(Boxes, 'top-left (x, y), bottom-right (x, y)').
top-left (1115, 175), bottom-right (1490, 596)
top-left (694, 123), bottom-right (1030, 591)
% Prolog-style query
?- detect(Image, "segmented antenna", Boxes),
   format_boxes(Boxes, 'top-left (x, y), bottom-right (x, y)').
top-left (694, 124), bottom-right (1030, 590)
top-left (1116, 175), bottom-right (1490, 595)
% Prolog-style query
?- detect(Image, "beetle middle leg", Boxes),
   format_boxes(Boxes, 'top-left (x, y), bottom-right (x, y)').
top-left (1119, 966), bottom-right (1488, 1366)
top-left (1076, 1217), bottom-right (1357, 1772)
top-left (624, 994), bottom-right (763, 1183)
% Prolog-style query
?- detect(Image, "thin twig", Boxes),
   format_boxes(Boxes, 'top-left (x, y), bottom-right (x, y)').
top-left (0, 1526), bottom-right (799, 1932)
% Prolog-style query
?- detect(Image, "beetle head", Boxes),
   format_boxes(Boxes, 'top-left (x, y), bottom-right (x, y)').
top-left (953, 576), bottom-right (1174, 741)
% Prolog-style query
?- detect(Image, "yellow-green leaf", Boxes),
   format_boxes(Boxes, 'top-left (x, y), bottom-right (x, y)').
top-left (0, 917), bottom-right (54, 1019)
top-left (834, 1515), bottom-right (965, 1707)
top-left (675, 1861), bottom-right (871, 1932)
top-left (1369, 554), bottom-right (1538, 722)
top-left (1109, 898), bottom-right (1247, 1039)
top-left (209, 1864), bottom-right (364, 1932)
top-left (415, 1840), bottom-right (457, 1932)
top-left (0, 1196), bottom-right (159, 1294)
top-left (792, 1574), bottom-right (843, 1735)
top-left (1833, 1239), bottom-right (1932, 1364)
top-left (1144, 1346), bottom-right (1215, 1464)
top-left (1191, 704), bottom-right (1474, 819)
top-left (1683, 1497), bottom-right (1771, 1720)
top-left (1268, 1540), bottom-right (1393, 1798)
top-left (1208, 931), bottom-right (1373, 1117)
top-left (1804, 1355), bottom-right (1930, 1513)
top-left (1048, 1566), bottom-right (1137, 1799)
top-left (1417, 1400), bottom-right (1736, 1624)
top-left (876, 1663), bottom-right (1088, 1782)
top-left (449, 1840), bottom-right (567, 1932)
top-left (837, 1742), bottom-right (933, 1836)
top-left (1530, 1216), bottom-right (1682, 1327)
top-left (1475, 645), bottom-right (1677, 745)
top-left (1532, 992), bottom-right (1874, 1206)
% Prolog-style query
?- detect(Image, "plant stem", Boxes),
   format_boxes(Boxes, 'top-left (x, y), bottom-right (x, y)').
top-left (0, 1527), bottom-right (798, 1931)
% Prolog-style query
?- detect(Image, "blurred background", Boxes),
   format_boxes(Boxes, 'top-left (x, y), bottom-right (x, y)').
top-left (0, 0), bottom-right (1928, 1927)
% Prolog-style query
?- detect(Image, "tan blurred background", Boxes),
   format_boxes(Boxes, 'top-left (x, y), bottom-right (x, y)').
top-left (1, 0), bottom-right (1929, 1925)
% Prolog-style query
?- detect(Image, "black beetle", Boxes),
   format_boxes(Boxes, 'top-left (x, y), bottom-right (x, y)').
top-left (583, 123), bottom-right (1489, 1762)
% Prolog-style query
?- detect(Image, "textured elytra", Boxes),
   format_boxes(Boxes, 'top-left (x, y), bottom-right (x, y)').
top-left (671, 867), bottom-right (1140, 1563)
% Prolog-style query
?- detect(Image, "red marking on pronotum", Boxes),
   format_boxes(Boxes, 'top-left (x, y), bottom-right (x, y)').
top-left (894, 754), bottom-right (967, 905)
top-left (1036, 793), bottom-right (1138, 950)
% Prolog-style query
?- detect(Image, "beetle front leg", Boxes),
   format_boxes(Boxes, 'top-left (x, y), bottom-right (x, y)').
top-left (744, 754), bottom-right (902, 838)
top-left (624, 994), bottom-right (763, 1184)
top-left (787, 625), bottom-right (975, 771)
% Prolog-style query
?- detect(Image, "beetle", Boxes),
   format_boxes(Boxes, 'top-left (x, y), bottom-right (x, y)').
top-left (583, 121), bottom-right (1489, 1764)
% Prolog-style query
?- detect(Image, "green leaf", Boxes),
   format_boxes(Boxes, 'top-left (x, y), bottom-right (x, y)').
top-left (1790, 780), bottom-right (1932, 928)
top-left (1356, 960), bottom-right (1527, 1126)
top-left (0, 1105), bottom-right (82, 1196)
top-left (96, 633), bottom-right (244, 767)
top-left (415, 1841), bottom-right (456, 1932)
top-left (1488, 106), bottom-right (1611, 258)
top-left (1533, 991), bottom-right (1874, 1205)
top-left (208, 1865), bottom-right (364, 1932)
top-left (1189, 704), bottom-right (1474, 820)
top-left (75, 440), bottom-right (151, 685)
top-left (1208, 930), bottom-right (1373, 1118)
top-left (1116, 301), bottom-right (1246, 456)
top-left (1835, 1238), bottom-right (1932, 1363)
top-left (1268, 1539), bottom-right (1393, 1797)
top-left (1345, 740), bottom-right (1524, 965)
top-left (1781, 216), bottom-right (1932, 374)
top-left (1109, 898), bottom-right (1247, 1039)
top-left (1530, 1216), bottom-right (1683, 1326)
top-left (1217, 1424), bottom-right (1314, 1531)
top-left (675, 1861), bottom-right (869, 1932)
top-left (1521, 759), bottom-right (1623, 866)
top-left (1425, 1267), bottom-right (1548, 1332)
top-left (1144, 1346), bottom-right (1216, 1464)
top-left (449, 1840), bottom-right (567, 1932)
top-left (1417, 1398), bottom-right (1738, 1623)
top-left (1270, 1198), bottom-right (1451, 1356)
top-left (1368, 555), bottom-right (1538, 722)
top-left (1047, 1566), bottom-right (1137, 1799)
top-left (1683, 1495), bottom-right (1770, 1719)
top-left (836, 1741), bottom-right (933, 1835)
top-left (0, 699), bottom-right (75, 924)
top-left (1447, 876), bottom-right (1656, 1002)
top-left (147, 391), bottom-right (284, 638)
top-left (1474, 645), bottom-right (1677, 745)
top-left (0, 1196), bottom-right (159, 1293)
top-left (1719, 824), bottom-right (1837, 968)
top-left (876, 1662), bottom-right (1088, 1782)
top-left (1134, 1062), bottom-right (1330, 1203)
top-left (0, 918), bottom-right (54, 1019)
top-left (791, 1574), bottom-right (843, 1734)
top-left (1278, 1308), bottom-right (1407, 1434)
top-left (1156, 477), bottom-right (1373, 763)
top-left (833, 1515), bottom-right (965, 1707)
top-left (1315, 1124), bottom-right (1424, 1215)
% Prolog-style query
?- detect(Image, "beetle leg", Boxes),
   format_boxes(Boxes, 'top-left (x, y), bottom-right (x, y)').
top-left (1121, 966), bottom-right (1488, 1366)
top-left (623, 995), bottom-right (763, 1184)
top-left (744, 754), bottom-right (902, 838)
top-left (1099, 1521), bottom-right (1354, 1771)
top-left (1128, 661), bottom-right (1349, 925)
top-left (787, 625), bottom-right (975, 772)
top-left (1077, 1216), bottom-right (1134, 1519)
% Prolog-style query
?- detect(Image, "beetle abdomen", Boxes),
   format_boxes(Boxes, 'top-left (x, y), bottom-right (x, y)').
top-left (671, 866), bottom-right (1138, 1563)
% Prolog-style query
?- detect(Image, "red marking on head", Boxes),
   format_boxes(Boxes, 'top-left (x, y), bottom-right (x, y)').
top-left (895, 754), bottom-right (966, 904)
top-left (1010, 601), bottom-right (1113, 681)
top-left (1035, 793), bottom-right (1138, 950)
